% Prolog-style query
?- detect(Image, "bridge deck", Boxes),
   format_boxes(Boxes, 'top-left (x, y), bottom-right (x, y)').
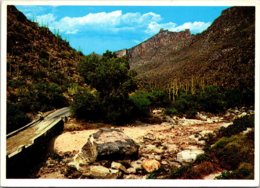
top-left (6, 107), bottom-right (71, 158)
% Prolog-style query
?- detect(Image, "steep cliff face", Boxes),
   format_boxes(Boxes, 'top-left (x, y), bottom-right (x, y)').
top-left (121, 29), bottom-right (193, 69)
top-left (121, 7), bottom-right (255, 92)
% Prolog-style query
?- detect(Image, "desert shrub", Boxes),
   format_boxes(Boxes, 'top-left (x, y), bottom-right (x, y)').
top-left (164, 107), bottom-right (178, 115)
top-left (129, 91), bottom-right (152, 116)
top-left (167, 91), bottom-right (198, 118)
top-left (30, 82), bottom-right (68, 111)
top-left (186, 161), bottom-right (217, 179)
top-left (194, 154), bottom-right (212, 164)
top-left (148, 90), bottom-right (169, 107)
top-left (8, 79), bottom-right (26, 88)
top-left (7, 102), bottom-right (31, 133)
top-left (216, 163), bottom-right (254, 179)
top-left (197, 86), bottom-right (227, 113)
top-left (70, 89), bottom-right (100, 120)
top-left (171, 165), bottom-right (190, 178)
top-left (218, 114), bottom-right (254, 137)
top-left (100, 94), bottom-right (135, 124)
top-left (130, 89), bottom-right (169, 117)
top-left (166, 85), bottom-right (251, 117)
top-left (211, 133), bottom-right (254, 170)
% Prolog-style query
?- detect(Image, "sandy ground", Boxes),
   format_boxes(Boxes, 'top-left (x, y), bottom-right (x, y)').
top-left (39, 118), bottom-right (229, 179)
top-left (53, 118), bottom-right (226, 155)
top-left (53, 121), bottom-right (172, 154)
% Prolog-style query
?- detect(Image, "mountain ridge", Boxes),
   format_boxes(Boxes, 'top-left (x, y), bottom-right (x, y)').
top-left (117, 7), bottom-right (255, 93)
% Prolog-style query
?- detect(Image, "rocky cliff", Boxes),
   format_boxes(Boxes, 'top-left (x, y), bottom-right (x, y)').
top-left (122, 29), bottom-right (193, 69)
top-left (120, 7), bottom-right (255, 92)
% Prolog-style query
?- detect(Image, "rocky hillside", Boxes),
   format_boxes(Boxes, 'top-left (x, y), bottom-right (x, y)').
top-left (117, 29), bottom-right (193, 69)
top-left (121, 7), bottom-right (255, 92)
top-left (7, 6), bottom-right (84, 132)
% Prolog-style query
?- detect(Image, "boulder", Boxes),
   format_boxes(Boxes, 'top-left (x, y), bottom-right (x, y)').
top-left (82, 165), bottom-right (120, 179)
top-left (142, 159), bottom-right (161, 173)
top-left (176, 149), bottom-right (204, 164)
top-left (69, 128), bottom-right (139, 169)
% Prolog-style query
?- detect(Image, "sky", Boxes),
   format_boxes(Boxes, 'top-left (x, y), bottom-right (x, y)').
top-left (16, 6), bottom-right (229, 55)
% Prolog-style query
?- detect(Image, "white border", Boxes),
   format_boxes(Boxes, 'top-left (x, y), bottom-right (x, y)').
top-left (1, 0), bottom-right (260, 187)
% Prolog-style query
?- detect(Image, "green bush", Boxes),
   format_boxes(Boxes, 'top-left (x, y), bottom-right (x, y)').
top-left (30, 82), bottom-right (68, 111)
top-left (166, 86), bottom-right (245, 117)
top-left (7, 102), bottom-right (31, 133)
top-left (70, 90), bottom-right (100, 120)
top-left (211, 133), bottom-right (254, 170)
top-left (218, 114), bottom-right (254, 137)
top-left (130, 89), bottom-right (169, 117)
top-left (197, 86), bottom-right (227, 113)
top-left (216, 163), bottom-right (254, 179)
top-left (129, 91), bottom-right (152, 116)
top-left (164, 107), bottom-right (178, 115)
top-left (167, 91), bottom-right (198, 118)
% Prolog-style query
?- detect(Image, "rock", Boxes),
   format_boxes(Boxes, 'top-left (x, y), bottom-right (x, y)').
top-left (127, 167), bottom-right (136, 174)
top-left (142, 159), bottom-right (161, 173)
top-left (123, 174), bottom-right (146, 179)
top-left (179, 118), bottom-right (204, 126)
top-left (161, 160), bottom-right (168, 165)
top-left (162, 143), bottom-right (177, 153)
top-left (111, 162), bottom-right (128, 173)
top-left (142, 144), bottom-right (164, 154)
top-left (82, 165), bottom-right (119, 179)
top-left (160, 122), bottom-right (172, 126)
top-left (143, 133), bottom-right (156, 141)
top-left (238, 112), bottom-right (247, 118)
top-left (196, 112), bottom-right (208, 121)
top-left (176, 149), bottom-right (204, 164)
top-left (154, 155), bottom-right (161, 161)
top-left (220, 122), bottom-right (233, 128)
top-left (242, 128), bottom-right (253, 135)
top-left (165, 116), bottom-right (177, 125)
top-left (152, 109), bottom-right (163, 116)
top-left (200, 130), bottom-right (214, 137)
top-left (130, 160), bottom-right (142, 171)
top-left (69, 128), bottom-right (139, 169)
top-left (189, 135), bottom-right (205, 145)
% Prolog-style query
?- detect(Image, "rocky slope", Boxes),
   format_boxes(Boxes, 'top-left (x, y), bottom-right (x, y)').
top-left (7, 6), bottom-right (84, 97)
top-left (7, 6), bottom-right (84, 132)
top-left (117, 29), bottom-right (192, 69)
top-left (120, 7), bottom-right (255, 91)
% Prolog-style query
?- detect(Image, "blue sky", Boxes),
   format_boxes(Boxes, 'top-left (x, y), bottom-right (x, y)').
top-left (16, 6), bottom-right (229, 55)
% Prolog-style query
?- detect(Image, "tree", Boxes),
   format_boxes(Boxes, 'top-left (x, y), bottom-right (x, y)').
top-left (77, 51), bottom-right (137, 123)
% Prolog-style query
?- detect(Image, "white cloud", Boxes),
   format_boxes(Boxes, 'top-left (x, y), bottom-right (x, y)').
top-left (33, 10), bottom-right (211, 36)
top-left (36, 13), bottom-right (56, 26)
top-left (171, 21), bottom-right (211, 33)
top-left (146, 21), bottom-right (211, 35)
top-left (146, 21), bottom-right (177, 34)
top-left (34, 11), bottom-right (162, 35)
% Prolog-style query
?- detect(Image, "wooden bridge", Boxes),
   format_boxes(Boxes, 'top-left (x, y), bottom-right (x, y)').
top-left (6, 107), bottom-right (71, 159)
